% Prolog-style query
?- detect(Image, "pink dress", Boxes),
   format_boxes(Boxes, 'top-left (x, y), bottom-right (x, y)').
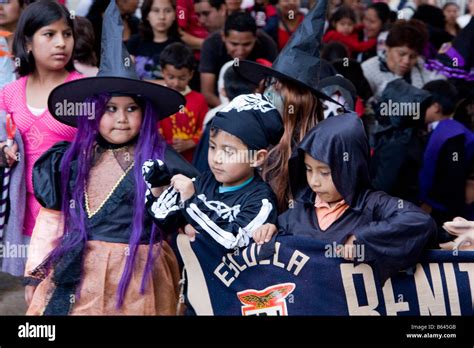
top-left (0, 71), bottom-right (82, 236)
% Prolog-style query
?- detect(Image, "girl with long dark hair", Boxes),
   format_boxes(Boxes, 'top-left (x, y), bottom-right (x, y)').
top-left (0, 0), bottom-right (83, 276)
top-left (126, 0), bottom-right (181, 80)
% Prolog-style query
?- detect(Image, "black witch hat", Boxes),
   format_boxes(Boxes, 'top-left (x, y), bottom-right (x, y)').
top-left (48, 0), bottom-right (185, 127)
top-left (233, 0), bottom-right (334, 101)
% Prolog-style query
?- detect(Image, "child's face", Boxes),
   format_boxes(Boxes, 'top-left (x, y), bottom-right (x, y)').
top-left (99, 96), bottom-right (142, 145)
top-left (162, 64), bottom-right (193, 93)
top-left (208, 130), bottom-right (255, 187)
top-left (147, 0), bottom-right (176, 34)
top-left (304, 153), bottom-right (343, 204)
top-left (335, 18), bottom-right (354, 36)
top-left (27, 19), bottom-right (74, 72)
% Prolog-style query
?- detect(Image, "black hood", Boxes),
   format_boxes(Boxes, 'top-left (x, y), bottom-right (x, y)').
top-left (289, 113), bottom-right (371, 208)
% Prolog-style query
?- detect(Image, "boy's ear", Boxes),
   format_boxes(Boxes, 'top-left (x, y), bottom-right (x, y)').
top-left (251, 149), bottom-right (269, 167)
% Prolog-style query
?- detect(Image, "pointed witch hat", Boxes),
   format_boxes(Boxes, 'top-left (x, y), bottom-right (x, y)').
top-left (48, 0), bottom-right (185, 127)
top-left (233, 0), bottom-right (334, 101)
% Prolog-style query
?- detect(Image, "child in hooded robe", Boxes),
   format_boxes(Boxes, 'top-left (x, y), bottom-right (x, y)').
top-left (254, 113), bottom-right (436, 282)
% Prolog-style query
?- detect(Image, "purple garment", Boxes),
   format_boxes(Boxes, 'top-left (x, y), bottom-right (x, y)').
top-left (0, 111), bottom-right (27, 276)
top-left (419, 119), bottom-right (474, 211)
top-left (134, 55), bottom-right (163, 80)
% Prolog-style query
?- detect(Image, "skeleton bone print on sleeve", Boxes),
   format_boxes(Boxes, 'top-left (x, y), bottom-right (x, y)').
top-left (184, 194), bottom-right (274, 249)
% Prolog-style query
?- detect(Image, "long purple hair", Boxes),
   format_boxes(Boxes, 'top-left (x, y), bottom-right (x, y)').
top-left (45, 93), bottom-right (166, 308)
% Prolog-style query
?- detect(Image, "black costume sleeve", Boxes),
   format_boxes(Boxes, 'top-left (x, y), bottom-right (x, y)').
top-left (353, 191), bottom-right (436, 283)
top-left (429, 135), bottom-right (466, 215)
top-left (164, 145), bottom-right (200, 179)
top-left (182, 175), bottom-right (277, 249)
top-left (370, 142), bottom-right (406, 195)
top-left (33, 141), bottom-right (71, 211)
top-left (143, 146), bottom-right (199, 229)
top-left (145, 185), bottom-right (188, 230)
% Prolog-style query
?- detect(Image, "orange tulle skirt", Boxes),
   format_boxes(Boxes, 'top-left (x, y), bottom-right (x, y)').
top-left (27, 240), bottom-right (181, 315)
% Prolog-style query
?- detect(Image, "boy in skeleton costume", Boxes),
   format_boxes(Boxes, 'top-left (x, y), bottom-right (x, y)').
top-left (143, 94), bottom-right (283, 249)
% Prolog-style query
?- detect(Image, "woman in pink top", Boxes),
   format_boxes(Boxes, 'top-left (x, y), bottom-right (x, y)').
top-left (0, 1), bottom-right (81, 275)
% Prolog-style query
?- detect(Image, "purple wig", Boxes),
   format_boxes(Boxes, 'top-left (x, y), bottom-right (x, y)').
top-left (45, 93), bottom-right (167, 308)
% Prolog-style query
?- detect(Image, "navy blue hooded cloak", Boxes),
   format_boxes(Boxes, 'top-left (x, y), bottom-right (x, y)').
top-left (277, 113), bottom-right (436, 282)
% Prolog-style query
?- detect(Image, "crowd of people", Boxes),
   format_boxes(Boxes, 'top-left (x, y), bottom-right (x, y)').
top-left (0, 0), bottom-right (473, 315)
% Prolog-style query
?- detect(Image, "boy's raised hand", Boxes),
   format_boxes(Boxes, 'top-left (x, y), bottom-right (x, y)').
top-left (171, 174), bottom-right (195, 202)
top-left (142, 159), bottom-right (172, 188)
top-left (253, 223), bottom-right (277, 245)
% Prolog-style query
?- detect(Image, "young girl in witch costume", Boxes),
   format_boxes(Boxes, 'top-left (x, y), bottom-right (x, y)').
top-left (23, 1), bottom-right (198, 315)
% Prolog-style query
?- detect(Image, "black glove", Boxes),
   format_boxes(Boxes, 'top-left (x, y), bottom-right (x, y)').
top-left (142, 159), bottom-right (172, 188)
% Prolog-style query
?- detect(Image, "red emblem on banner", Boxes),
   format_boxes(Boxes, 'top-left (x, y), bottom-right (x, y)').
top-left (237, 283), bottom-right (296, 316)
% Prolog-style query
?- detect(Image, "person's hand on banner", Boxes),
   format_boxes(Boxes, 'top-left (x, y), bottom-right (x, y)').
top-left (440, 217), bottom-right (474, 251)
top-left (253, 223), bottom-right (277, 245)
